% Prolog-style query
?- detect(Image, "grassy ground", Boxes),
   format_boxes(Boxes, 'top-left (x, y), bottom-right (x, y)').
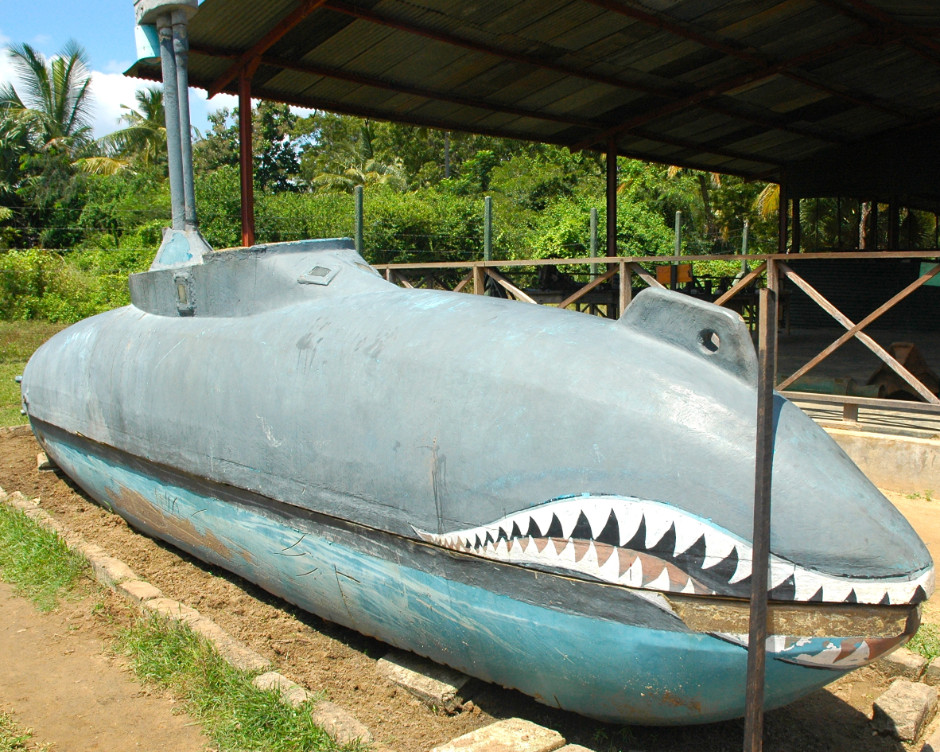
top-left (0, 504), bottom-right (88, 611)
top-left (120, 616), bottom-right (353, 752)
top-left (0, 322), bottom-right (66, 426)
top-left (0, 497), bottom-right (352, 752)
top-left (0, 711), bottom-right (48, 752)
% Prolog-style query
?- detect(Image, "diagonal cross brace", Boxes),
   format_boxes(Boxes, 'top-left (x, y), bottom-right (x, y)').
top-left (777, 262), bottom-right (940, 404)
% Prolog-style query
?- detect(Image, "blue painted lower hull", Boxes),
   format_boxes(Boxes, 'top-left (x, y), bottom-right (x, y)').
top-left (38, 423), bottom-right (848, 725)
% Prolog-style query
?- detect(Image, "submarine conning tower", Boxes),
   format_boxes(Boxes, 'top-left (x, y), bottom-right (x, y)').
top-left (134, 0), bottom-right (212, 270)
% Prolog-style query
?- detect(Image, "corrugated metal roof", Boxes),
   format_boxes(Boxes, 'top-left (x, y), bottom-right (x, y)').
top-left (127, 0), bottom-right (940, 208)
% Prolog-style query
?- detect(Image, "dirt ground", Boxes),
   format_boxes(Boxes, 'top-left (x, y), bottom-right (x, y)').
top-left (0, 581), bottom-right (209, 752)
top-left (1, 428), bottom-right (938, 752)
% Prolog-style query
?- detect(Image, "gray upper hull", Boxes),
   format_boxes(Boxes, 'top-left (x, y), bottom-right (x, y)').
top-left (21, 239), bottom-right (931, 594)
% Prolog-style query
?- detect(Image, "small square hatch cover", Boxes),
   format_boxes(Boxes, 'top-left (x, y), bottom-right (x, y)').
top-left (298, 265), bottom-right (338, 285)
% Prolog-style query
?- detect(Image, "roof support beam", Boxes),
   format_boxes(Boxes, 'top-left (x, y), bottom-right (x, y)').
top-left (583, 0), bottom-right (913, 120)
top-left (320, 0), bottom-right (857, 150)
top-left (813, 0), bottom-right (940, 61)
top-left (190, 43), bottom-right (780, 171)
top-left (238, 65), bottom-right (256, 247)
top-left (208, 0), bottom-right (328, 97)
top-left (260, 54), bottom-right (599, 130)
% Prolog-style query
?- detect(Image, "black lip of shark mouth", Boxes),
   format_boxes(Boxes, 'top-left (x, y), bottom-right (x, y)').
top-left (415, 494), bottom-right (934, 606)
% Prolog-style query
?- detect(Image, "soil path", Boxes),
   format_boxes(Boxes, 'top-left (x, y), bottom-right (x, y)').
top-left (1, 429), bottom-right (935, 751)
top-left (0, 581), bottom-right (208, 752)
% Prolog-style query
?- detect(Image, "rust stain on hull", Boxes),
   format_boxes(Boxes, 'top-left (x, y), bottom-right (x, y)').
top-left (112, 485), bottom-right (253, 565)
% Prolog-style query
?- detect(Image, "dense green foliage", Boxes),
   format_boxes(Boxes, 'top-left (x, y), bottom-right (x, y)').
top-left (8, 38), bottom-right (934, 324)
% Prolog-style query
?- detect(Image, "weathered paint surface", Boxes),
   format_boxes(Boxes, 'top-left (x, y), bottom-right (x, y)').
top-left (39, 423), bottom-right (857, 724)
top-left (20, 238), bottom-right (934, 724)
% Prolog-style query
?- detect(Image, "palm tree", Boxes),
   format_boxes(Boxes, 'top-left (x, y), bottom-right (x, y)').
top-left (0, 40), bottom-right (95, 246)
top-left (107, 86), bottom-right (166, 167)
top-left (81, 86), bottom-right (167, 175)
top-left (0, 40), bottom-right (93, 156)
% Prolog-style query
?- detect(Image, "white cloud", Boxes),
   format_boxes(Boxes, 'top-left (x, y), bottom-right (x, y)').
top-left (88, 69), bottom-right (142, 138)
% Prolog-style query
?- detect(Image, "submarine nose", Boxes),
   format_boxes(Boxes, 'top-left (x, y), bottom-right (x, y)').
top-left (767, 397), bottom-right (933, 604)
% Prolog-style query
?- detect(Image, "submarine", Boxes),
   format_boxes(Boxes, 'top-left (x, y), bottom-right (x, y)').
top-left (20, 236), bottom-right (934, 724)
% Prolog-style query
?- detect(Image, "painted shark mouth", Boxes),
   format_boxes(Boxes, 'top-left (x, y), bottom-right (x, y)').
top-left (715, 633), bottom-right (911, 670)
top-left (415, 494), bottom-right (934, 606)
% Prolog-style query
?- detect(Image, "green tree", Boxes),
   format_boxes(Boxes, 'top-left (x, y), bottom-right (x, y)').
top-left (193, 102), bottom-right (302, 191)
top-left (0, 40), bottom-right (96, 247)
top-left (101, 86), bottom-right (167, 170)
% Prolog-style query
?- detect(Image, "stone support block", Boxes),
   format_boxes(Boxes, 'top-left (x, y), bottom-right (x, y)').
top-left (876, 648), bottom-right (928, 681)
top-left (430, 718), bottom-right (566, 752)
top-left (376, 649), bottom-right (469, 713)
top-left (310, 700), bottom-right (374, 745)
top-left (871, 679), bottom-right (938, 741)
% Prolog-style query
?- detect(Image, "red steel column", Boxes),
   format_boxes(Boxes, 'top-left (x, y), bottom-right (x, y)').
top-left (238, 66), bottom-right (255, 248)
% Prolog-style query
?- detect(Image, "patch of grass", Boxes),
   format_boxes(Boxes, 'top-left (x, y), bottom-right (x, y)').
top-left (118, 615), bottom-right (354, 752)
top-left (0, 504), bottom-right (88, 611)
top-left (0, 710), bottom-right (49, 752)
top-left (0, 321), bottom-right (66, 426)
top-left (908, 623), bottom-right (940, 662)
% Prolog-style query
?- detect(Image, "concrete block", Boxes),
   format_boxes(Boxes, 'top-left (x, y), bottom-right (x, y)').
top-left (430, 718), bottom-right (565, 752)
top-left (876, 648), bottom-right (928, 681)
top-left (826, 428), bottom-right (940, 493)
top-left (925, 660), bottom-right (940, 687)
top-left (187, 615), bottom-right (271, 674)
top-left (87, 553), bottom-right (138, 586)
top-left (872, 679), bottom-right (938, 741)
top-left (142, 596), bottom-right (203, 623)
top-left (117, 579), bottom-right (163, 603)
top-left (376, 649), bottom-right (469, 712)
top-left (142, 597), bottom-right (270, 673)
top-left (37, 452), bottom-right (55, 471)
top-left (253, 671), bottom-right (311, 707)
top-left (310, 700), bottom-right (374, 745)
top-left (6, 491), bottom-right (28, 507)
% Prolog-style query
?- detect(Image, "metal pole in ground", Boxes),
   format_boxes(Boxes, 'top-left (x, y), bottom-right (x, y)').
top-left (741, 219), bottom-right (749, 275)
top-left (355, 185), bottom-right (364, 255)
top-left (484, 196), bottom-right (493, 262)
top-left (742, 286), bottom-right (778, 752)
top-left (671, 211), bottom-right (681, 289)
top-left (590, 208), bottom-right (598, 277)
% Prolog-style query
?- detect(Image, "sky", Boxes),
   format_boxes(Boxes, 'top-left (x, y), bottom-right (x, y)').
top-left (0, 0), bottom-right (238, 138)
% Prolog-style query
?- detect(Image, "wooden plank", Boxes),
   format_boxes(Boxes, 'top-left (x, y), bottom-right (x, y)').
top-left (782, 391), bottom-right (940, 415)
top-left (371, 250), bottom-right (940, 272)
top-left (619, 260), bottom-right (632, 316)
top-left (714, 262), bottom-right (767, 305)
top-left (453, 272), bottom-right (473, 294)
top-left (557, 267), bottom-right (618, 310)
top-left (778, 262), bottom-right (939, 404)
top-left (626, 261), bottom-right (664, 289)
top-left (777, 262), bottom-right (940, 390)
top-left (484, 269), bottom-right (538, 303)
top-left (472, 265), bottom-right (485, 295)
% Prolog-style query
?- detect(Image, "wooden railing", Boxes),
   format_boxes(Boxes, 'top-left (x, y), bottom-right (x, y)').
top-left (374, 251), bottom-right (940, 416)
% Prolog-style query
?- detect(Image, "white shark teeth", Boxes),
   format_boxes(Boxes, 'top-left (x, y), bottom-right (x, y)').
top-left (413, 494), bottom-right (935, 606)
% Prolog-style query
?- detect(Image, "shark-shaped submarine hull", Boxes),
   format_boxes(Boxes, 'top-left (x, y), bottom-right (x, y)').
top-left (21, 239), bottom-right (933, 724)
